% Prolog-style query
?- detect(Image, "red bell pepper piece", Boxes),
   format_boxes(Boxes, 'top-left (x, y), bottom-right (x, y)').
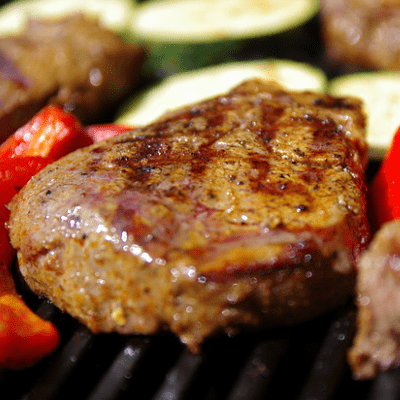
top-left (0, 207), bottom-right (15, 297)
top-left (0, 154), bottom-right (57, 369)
top-left (0, 105), bottom-right (94, 368)
top-left (369, 126), bottom-right (400, 230)
top-left (0, 108), bottom-right (133, 369)
top-left (0, 156), bottom-right (54, 273)
top-left (0, 156), bottom-right (54, 200)
top-left (0, 104), bottom-right (93, 160)
top-left (85, 123), bottom-right (133, 142)
top-left (0, 295), bottom-right (60, 369)
top-left (0, 156), bottom-right (60, 369)
top-left (0, 156), bottom-right (54, 292)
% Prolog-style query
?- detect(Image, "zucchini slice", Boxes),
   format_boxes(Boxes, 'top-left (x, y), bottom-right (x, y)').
top-left (330, 72), bottom-right (400, 160)
top-left (0, 0), bottom-right (137, 37)
top-left (116, 59), bottom-right (327, 126)
top-left (130, 0), bottom-right (320, 76)
top-left (132, 0), bottom-right (319, 43)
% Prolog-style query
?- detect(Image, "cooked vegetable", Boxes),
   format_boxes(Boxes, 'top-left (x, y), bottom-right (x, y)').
top-left (0, 0), bottom-right (137, 37)
top-left (0, 155), bottom-right (59, 369)
top-left (329, 71), bottom-right (400, 160)
top-left (0, 205), bottom-right (16, 297)
top-left (0, 157), bottom-right (52, 293)
top-left (132, 0), bottom-right (319, 42)
top-left (0, 157), bottom-right (54, 196)
top-left (117, 58), bottom-right (327, 126)
top-left (131, 0), bottom-right (320, 76)
top-left (0, 105), bottom-right (96, 369)
top-left (0, 103), bottom-right (132, 368)
top-left (0, 105), bottom-right (92, 159)
top-left (0, 295), bottom-right (60, 369)
top-left (85, 123), bottom-right (134, 142)
top-left (368, 126), bottom-right (400, 230)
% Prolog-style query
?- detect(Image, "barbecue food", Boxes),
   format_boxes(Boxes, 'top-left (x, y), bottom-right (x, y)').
top-left (8, 79), bottom-right (371, 352)
top-left (320, 0), bottom-right (400, 71)
top-left (349, 220), bottom-right (400, 379)
top-left (0, 13), bottom-right (146, 144)
top-left (131, 0), bottom-right (320, 76)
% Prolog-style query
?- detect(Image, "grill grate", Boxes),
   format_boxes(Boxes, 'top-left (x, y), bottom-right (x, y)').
top-left (1, 299), bottom-right (399, 400)
top-left (0, 10), bottom-right (392, 400)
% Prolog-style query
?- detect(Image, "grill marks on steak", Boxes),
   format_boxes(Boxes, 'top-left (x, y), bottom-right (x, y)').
top-left (8, 79), bottom-right (370, 352)
top-left (110, 99), bottom-right (283, 183)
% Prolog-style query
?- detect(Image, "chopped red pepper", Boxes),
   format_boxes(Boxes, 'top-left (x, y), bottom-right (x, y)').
top-left (0, 295), bottom-right (60, 369)
top-left (85, 123), bottom-right (133, 142)
top-left (369, 126), bottom-right (400, 230)
top-left (0, 156), bottom-right (54, 199)
top-left (0, 209), bottom-right (15, 297)
top-left (0, 107), bottom-right (133, 369)
top-left (0, 104), bottom-right (92, 160)
top-left (0, 205), bottom-right (60, 369)
top-left (0, 105), bottom-right (97, 369)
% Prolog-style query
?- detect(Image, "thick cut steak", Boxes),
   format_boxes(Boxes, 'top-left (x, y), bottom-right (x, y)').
top-left (8, 79), bottom-right (370, 352)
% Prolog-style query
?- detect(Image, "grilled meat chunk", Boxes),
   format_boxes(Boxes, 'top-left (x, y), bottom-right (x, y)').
top-left (320, 0), bottom-right (400, 71)
top-left (8, 79), bottom-right (370, 352)
top-left (0, 13), bottom-right (146, 144)
top-left (349, 220), bottom-right (400, 379)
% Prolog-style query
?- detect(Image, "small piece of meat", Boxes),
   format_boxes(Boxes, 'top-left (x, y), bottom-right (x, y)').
top-left (349, 220), bottom-right (400, 379)
top-left (0, 13), bottom-right (146, 144)
top-left (8, 79), bottom-right (371, 353)
top-left (320, 0), bottom-right (400, 71)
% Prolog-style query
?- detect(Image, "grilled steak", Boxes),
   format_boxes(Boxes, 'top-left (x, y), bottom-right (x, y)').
top-left (349, 220), bottom-right (400, 379)
top-left (0, 13), bottom-right (146, 144)
top-left (320, 0), bottom-right (400, 71)
top-left (8, 79), bottom-right (370, 352)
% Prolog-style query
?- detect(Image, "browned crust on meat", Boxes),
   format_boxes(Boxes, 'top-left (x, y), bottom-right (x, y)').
top-left (320, 0), bottom-right (400, 70)
top-left (349, 220), bottom-right (400, 379)
top-left (0, 13), bottom-right (146, 143)
top-left (8, 79), bottom-right (370, 352)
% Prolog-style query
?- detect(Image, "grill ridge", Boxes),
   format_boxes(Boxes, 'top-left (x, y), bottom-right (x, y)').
top-left (1, 300), bottom-right (397, 400)
top-left (297, 308), bottom-right (355, 400)
top-left (87, 337), bottom-right (151, 400)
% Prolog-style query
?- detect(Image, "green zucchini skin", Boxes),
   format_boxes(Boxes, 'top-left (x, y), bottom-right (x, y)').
top-left (131, 0), bottom-right (320, 43)
top-left (131, 0), bottom-right (320, 77)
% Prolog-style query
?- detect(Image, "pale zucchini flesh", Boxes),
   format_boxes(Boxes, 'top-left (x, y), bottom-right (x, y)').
top-left (0, 0), bottom-right (137, 37)
top-left (329, 72), bottom-right (400, 160)
top-left (117, 59), bottom-right (327, 126)
top-left (131, 0), bottom-right (319, 76)
top-left (132, 0), bottom-right (320, 43)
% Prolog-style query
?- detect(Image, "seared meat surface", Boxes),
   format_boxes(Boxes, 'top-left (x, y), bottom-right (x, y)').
top-left (0, 13), bottom-right (146, 144)
top-left (349, 220), bottom-right (400, 379)
top-left (8, 79), bottom-right (370, 352)
top-left (320, 0), bottom-right (400, 71)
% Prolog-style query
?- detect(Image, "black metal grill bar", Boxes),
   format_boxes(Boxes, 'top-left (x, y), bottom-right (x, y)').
top-left (33, 300), bottom-right (60, 322)
top-left (226, 339), bottom-right (289, 400)
top-left (87, 337), bottom-right (151, 400)
top-left (297, 307), bottom-right (355, 400)
top-left (21, 325), bottom-right (93, 400)
top-left (0, 299), bottom-right (398, 400)
top-left (367, 369), bottom-right (400, 400)
top-left (151, 349), bottom-right (203, 400)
